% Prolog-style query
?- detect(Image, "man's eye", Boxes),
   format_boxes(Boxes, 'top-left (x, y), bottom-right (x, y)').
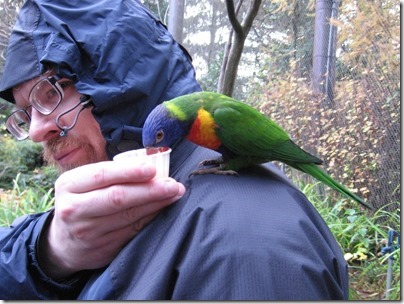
top-left (17, 121), bottom-right (28, 127)
top-left (46, 87), bottom-right (59, 98)
top-left (58, 81), bottom-right (74, 90)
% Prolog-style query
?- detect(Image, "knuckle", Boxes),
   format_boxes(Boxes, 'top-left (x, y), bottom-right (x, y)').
top-left (57, 206), bottom-right (74, 221)
top-left (122, 206), bottom-right (140, 221)
top-left (70, 225), bottom-right (90, 241)
top-left (108, 185), bottom-right (127, 208)
top-left (91, 167), bottom-right (107, 184)
top-left (56, 202), bottom-right (77, 221)
top-left (132, 218), bottom-right (146, 233)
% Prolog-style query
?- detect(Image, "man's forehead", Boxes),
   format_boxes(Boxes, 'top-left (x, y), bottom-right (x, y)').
top-left (13, 77), bottom-right (37, 93)
top-left (12, 72), bottom-right (53, 95)
top-left (12, 77), bottom-right (38, 106)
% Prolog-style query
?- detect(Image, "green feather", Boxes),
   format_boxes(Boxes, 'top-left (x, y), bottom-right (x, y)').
top-left (286, 162), bottom-right (374, 210)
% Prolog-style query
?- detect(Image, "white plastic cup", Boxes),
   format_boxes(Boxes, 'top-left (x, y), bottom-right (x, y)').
top-left (113, 147), bottom-right (171, 178)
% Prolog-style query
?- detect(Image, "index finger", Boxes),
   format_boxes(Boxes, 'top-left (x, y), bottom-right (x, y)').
top-left (55, 160), bottom-right (156, 193)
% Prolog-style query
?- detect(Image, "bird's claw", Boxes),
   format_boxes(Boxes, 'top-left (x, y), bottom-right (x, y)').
top-left (198, 157), bottom-right (224, 168)
top-left (189, 167), bottom-right (239, 177)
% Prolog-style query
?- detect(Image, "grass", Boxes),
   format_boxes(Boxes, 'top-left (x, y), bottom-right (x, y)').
top-left (0, 173), bottom-right (54, 226)
top-left (300, 181), bottom-right (400, 300)
top-left (0, 174), bottom-right (400, 300)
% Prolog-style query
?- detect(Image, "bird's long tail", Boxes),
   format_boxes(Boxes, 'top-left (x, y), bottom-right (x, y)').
top-left (287, 162), bottom-right (374, 210)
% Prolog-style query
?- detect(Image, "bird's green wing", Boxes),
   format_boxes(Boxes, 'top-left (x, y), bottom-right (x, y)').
top-left (212, 99), bottom-right (321, 164)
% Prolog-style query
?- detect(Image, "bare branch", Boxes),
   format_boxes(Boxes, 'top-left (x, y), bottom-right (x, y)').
top-left (218, 0), bottom-right (244, 93)
top-left (219, 0), bottom-right (263, 96)
top-left (225, 0), bottom-right (244, 37)
top-left (242, 0), bottom-right (262, 34)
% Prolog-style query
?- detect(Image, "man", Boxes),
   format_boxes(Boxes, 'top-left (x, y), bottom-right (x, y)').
top-left (0, 0), bottom-right (349, 300)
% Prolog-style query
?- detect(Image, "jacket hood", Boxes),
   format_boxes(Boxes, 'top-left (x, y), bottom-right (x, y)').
top-left (0, 0), bottom-right (201, 157)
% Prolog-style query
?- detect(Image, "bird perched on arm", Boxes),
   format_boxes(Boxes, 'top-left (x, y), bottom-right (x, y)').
top-left (142, 91), bottom-right (373, 210)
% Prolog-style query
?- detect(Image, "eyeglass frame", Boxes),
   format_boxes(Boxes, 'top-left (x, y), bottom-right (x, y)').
top-left (28, 74), bottom-right (64, 115)
top-left (5, 75), bottom-right (71, 140)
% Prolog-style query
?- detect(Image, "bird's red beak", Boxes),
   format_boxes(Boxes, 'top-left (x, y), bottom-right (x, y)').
top-left (145, 146), bottom-right (170, 155)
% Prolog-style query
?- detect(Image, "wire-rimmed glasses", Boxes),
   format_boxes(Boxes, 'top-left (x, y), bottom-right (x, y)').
top-left (5, 75), bottom-right (64, 140)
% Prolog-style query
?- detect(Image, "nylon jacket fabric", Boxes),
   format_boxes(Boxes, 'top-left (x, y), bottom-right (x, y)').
top-left (0, 140), bottom-right (349, 300)
top-left (0, 0), bottom-right (349, 300)
top-left (0, 0), bottom-right (201, 157)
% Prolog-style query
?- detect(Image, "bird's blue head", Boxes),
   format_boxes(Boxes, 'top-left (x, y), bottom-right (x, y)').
top-left (142, 103), bottom-right (189, 148)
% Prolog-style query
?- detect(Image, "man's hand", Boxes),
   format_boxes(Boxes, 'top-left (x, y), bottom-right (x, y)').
top-left (38, 160), bottom-right (185, 280)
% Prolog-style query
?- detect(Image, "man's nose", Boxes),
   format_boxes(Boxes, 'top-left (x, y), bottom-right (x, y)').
top-left (28, 108), bottom-right (60, 142)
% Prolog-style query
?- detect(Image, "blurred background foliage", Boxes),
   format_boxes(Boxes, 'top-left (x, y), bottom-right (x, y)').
top-left (245, 0), bottom-right (399, 211)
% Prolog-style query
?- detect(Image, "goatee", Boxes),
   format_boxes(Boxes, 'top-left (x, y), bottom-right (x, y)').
top-left (43, 134), bottom-right (108, 173)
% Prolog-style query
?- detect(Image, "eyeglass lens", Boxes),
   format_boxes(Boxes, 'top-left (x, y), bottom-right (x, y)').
top-left (29, 77), bottom-right (63, 115)
top-left (5, 109), bottom-right (31, 140)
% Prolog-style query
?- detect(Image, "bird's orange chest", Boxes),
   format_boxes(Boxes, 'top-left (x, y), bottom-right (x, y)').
top-left (187, 108), bottom-right (222, 150)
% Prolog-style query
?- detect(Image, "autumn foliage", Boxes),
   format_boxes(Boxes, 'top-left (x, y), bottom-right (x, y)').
top-left (255, 0), bottom-right (399, 210)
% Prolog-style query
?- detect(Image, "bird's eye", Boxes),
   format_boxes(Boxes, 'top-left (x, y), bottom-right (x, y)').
top-left (156, 130), bottom-right (164, 143)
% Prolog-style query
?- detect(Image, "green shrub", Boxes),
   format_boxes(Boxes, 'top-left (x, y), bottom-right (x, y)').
top-left (0, 135), bottom-right (56, 190)
top-left (300, 181), bottom-right (400, 300)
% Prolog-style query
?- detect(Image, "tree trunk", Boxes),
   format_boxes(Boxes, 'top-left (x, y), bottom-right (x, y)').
top-left (312, 0), bottom-right (338, 107)
top-left (218, 0), bottom-right (262, 97)
top-left (168, 0), bottom-right (185, 44)
top-left (208, 0), bottom-right (220, 69)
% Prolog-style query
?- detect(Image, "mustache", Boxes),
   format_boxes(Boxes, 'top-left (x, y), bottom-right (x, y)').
top-left (42, 133), bottom-right (108, 173)
top-left (42, 134), bottom-right (84, 171)
top-left (43, 135), bottom-right (79, 157)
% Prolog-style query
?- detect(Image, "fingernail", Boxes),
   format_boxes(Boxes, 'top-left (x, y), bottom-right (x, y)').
top-left (164, 179), bottom-right (179, 194)
top-left (176, 183), bottom-right (186, 198)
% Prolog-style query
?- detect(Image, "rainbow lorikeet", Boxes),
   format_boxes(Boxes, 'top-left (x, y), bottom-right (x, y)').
top-left (142, 91), bottom-right (373, 209)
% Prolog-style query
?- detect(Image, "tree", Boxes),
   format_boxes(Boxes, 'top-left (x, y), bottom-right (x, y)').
top-left (143, 0), bottom-right (169, 23)
top-left (312, 0), bottom-right (339, 107)
top-left (168, 0), bottom-right (185, 44)
top-left (218, 0), bottom-right (262, 96)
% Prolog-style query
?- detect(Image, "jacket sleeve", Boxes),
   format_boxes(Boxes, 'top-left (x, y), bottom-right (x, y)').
top-left (0, 210), bottom-right (90, 299)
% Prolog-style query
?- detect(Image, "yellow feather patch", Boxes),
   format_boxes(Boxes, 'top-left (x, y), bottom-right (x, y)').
top-left (187, 108), bottom-right (222, 150)
top-left (165, 102), bottom-right (187, 121)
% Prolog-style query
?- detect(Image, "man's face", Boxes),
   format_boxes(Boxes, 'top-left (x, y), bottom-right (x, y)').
top-left (12, 76), bottom-right (109, 173)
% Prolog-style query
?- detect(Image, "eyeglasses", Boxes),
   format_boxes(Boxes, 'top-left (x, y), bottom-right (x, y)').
top-left (5, 75), bottom-right (65, 140)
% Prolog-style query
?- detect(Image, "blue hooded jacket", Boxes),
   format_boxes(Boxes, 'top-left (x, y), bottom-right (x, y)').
top-left (0, 0), bottom-right (349, 300)
top-left (0, 0), bottom-right (201, 157)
